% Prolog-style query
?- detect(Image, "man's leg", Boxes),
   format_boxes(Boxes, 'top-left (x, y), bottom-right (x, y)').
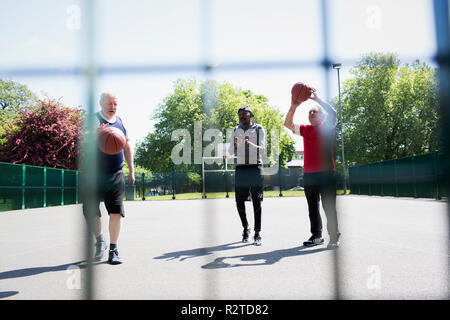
top-left (82, 201), bottom-right (102, 237)
top-left (250, 178), bottom-right (263, 234)
top-left (94, 216), bottom-right (102, 238)
top-left (82, 201), bottom-right (107, 260)
top-left (236, 199), bottom-right (251, 242)
top-left (104, 171), bottom-right (125, 264)
top-left (320, 179), bottom-right (340, 245)
top-left (249, 167), bottom-right (263, 246)
top-left (250, 190), bottom-right (262, 246)
top-left (106, 212), bottom-right (123, 264)
top-left (251, 195), bottom-right (262, 233)
top-left (236, 200), bottom-right (249, 229)
top-left (304, 185), bottom-right (322, 238)
top-left (109, 214), bottom-right (122, 246)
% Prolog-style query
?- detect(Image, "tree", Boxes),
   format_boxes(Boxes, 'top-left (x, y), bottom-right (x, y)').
top-left (0, 79), bottom-right (39, 144)
top-left (135, 78), bottom-right (204, 173)
top-left (135, 78), bottom-right (296, 173)
top-left (338, 52), bottom-right (439, 166)
top-left (0, 79), bottom-right (38, 111)
top-left (0, 99), bottom-right (85, 170)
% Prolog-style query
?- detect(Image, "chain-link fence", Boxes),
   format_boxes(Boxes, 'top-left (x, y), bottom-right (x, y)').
top-left (1, 0), bottom-right (449, 302)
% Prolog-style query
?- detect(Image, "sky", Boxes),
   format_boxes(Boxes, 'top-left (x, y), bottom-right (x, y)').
top-left (0, 0), bottom-right (438, 151)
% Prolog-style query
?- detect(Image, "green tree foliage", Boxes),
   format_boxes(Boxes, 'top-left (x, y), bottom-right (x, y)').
top-left (339, 52), bottom-right (439, 166)
top-left (0, 79), bottom-right (38, 144)
top-left (0, 79), bottom-right (37, 111)
top-left (135, 78), bottom-right (204, 173)
top-left (135, 78), bottom-right (295, 173)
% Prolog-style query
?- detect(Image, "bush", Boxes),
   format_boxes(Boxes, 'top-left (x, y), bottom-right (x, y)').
top-left (0, 99), bottom-right (85, 170)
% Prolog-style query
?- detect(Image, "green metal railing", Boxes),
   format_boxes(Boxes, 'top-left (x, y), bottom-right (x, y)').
top-left (0, 162), bottom-right (79, 212)
top-left (348, 152), bottom-right (447, 199)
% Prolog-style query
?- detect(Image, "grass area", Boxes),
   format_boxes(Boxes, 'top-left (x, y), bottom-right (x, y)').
top-left (138, 190), bottom-right (307, 201)
top-left (136, 189), bottom-right (354, 201)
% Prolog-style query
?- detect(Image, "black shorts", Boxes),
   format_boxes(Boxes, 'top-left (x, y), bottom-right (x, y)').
top-left (81, 170), bottom-right (125, 218)
top-left (303, 171), bottom-right (336, 188)
top-left (235, 165), bottom-right (264, 203)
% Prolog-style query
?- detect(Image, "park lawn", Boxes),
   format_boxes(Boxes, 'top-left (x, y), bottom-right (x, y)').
top-left (140, 190), bottom-right (306, 201)
top-left (137, 189), bottom-right (351, 201)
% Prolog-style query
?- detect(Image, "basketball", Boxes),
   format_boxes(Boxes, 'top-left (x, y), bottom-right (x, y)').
top-left (291, 82), bottom-right (313, 103)
top-left (98, 126), bottom-right (126, 155)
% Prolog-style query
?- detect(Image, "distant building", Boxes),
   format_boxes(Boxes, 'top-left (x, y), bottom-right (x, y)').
top-left (284, 150), bottom-right (304, 189)
top-left (286, 150), bottom-right (304, 168)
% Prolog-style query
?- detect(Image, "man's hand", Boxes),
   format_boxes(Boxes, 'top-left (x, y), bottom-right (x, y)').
top-left (234, 136), bottom-right (243, 150)
top-left (245, 136), bottom-right (250, 147)
top-left (290, 100), bottom-right (301, 110)
top-left (311, 90), bottom-right (319, 102)
top-left (128, 172), bottom-right (135, 186)
top-left (98, 123), bottom-right (109, 132)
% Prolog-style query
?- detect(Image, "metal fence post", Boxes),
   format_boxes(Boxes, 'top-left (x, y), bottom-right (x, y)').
top-left (394, 159), bottom-right (399, 197)
top-left (75, 171), bottom-right (79, 204)
top-left (61, 169), bottom-right (65, 206)
top-left (21, 164), bottom-right (26, 210)
top-left (43, 167), bottom-right (47, 207)
top-left (434, 152), bottom-right (441, 200)
top-left (202, 160), bottom-right (206, 199)
top-left (142, 172), bottom-right (145, 200)
top-left (225, 171), bottom-right (229, 198)
top-left (279, 154), bottom-right (283, 197)
top-left (379, 162), bottom-right (384, 196)
top-left (172, 163), bottom-right (176, 200)
top-left (412, 156), bottom-right (417, 198)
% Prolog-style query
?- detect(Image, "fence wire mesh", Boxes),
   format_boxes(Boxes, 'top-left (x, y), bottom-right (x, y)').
top-left (0, 0), bottom-right (448, 302)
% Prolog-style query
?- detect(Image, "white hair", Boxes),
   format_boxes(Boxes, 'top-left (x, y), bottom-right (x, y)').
top-left (310, 103), bottom-right (326, 116)
top-left (99, 91), bottom-right (117, 106)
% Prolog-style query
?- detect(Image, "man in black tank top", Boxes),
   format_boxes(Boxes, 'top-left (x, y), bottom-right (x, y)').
top-left (82, 92), bottom-right (135, 264)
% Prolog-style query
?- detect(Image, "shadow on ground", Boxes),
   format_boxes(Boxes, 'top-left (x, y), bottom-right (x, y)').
top-left (155, 241), bottom-right (329, 268)
top-left (0, 260), bottom-right (107, 280)
top-left (0, 291), bottom-right (19, 299)
top-left (154, 242), bottom-right (252, 261)
top-left (202, 246), bottom-right (328, 269)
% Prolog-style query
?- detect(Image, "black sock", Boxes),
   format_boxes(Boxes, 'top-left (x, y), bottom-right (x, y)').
top-left (110, 244), bottom-right (117, 251)
top-left (96, 234), bottom-right (104, 243)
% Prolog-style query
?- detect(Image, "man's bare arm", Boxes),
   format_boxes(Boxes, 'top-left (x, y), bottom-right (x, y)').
top-left (123, 142), bottom-right (135, 185)
top-left (284, 101), bottom-right (301, 133)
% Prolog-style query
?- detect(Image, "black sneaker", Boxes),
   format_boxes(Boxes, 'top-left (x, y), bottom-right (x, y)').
top-left (327, 233), bottom-right (341, 249)
top-left (303, 236), bottom-right (324, 246)
top-left (242, 228), bottom-right (250, 243)
top-left (94, 240), bottom-right (107, 260)
top-left (108, 248), bottom-right (123, 265)
top-left (253, 234), bottom-right (262, 246)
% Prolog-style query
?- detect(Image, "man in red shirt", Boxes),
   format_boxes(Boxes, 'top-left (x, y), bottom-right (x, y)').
top-left (284, 90), bottom-right (341, 249)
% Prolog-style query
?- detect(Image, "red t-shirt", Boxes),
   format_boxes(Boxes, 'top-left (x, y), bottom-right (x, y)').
top-left (295, 123), bottom-right (336, 173)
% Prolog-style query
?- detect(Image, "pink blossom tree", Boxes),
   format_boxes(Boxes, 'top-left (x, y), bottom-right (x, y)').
top-left (0, 99), bottom-right (85, 170)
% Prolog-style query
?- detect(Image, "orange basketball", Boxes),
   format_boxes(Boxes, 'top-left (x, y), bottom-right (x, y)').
top-left (291, 82), bottom-right (313, 103)
top-left (98, 127), bottom-right (126, 155)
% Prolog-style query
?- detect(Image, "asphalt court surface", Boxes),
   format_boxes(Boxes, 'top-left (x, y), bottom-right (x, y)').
top-left (0, 195), bottom-right (448, 300)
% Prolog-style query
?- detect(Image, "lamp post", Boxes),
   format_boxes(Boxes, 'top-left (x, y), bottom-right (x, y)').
top-left (333, 63), bottom-right (347, 194)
